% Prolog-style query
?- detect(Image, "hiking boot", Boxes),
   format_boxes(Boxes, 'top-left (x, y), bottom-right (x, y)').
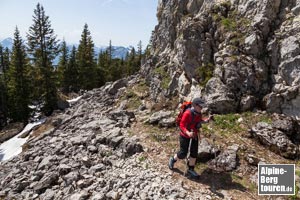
top-left (187, 169), bottom-right (199, 178)
top-left (168, 157), bottom-right (176, 170)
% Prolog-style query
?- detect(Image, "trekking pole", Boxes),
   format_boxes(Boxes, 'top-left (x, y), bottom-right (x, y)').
top-left (209, 115), bottom-right (219, 171)
top-left (185, 136), bottom-right (192, 176)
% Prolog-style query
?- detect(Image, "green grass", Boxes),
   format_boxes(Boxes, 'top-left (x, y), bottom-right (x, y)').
top-left (132, 80), bottom-right (149, 95)
top-left (221, 17), bottom-right (237, 31)
top-left (120, 89), bottom-right (142, 110)
top-left (201, 112), bottom-right (273, 137)
top-left (241, 112), bottom-right (272, 126)
top-left (138, 155), bottom-right (147, 162)
top-left (153, 66), bottom-right (171, 89)
top-left (208, 114), bottom-right (244, 136)
top-left (195, 63), bottom-right (214, 87)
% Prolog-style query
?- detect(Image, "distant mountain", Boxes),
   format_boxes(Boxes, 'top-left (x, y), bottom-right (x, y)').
top-left (0, 38), bottom-right (131, 65)
top-left (0, 38), bottom-right (13, 50)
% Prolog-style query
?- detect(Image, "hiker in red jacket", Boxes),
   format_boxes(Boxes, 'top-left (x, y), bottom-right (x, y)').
top-left (169, 98), bottom-right (213, 178)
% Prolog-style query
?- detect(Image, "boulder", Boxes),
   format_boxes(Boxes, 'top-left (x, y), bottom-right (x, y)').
top-left (208, 144), bottom-right (239, 172)
top-left (250, 122), bottom-right (298, 159)
top-left (197, 138), bottom-right (220, 162)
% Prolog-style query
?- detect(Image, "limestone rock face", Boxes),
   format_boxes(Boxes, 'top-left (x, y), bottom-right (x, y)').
top-left (142, 0), bottom-right (300, 117)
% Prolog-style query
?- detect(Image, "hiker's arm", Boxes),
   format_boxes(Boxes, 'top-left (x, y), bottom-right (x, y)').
top-left (202, 115), bottom-right (214, 123)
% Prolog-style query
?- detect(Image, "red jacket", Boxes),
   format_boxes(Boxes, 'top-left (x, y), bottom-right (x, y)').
top-left (179, 109), bottom-right (208, 138)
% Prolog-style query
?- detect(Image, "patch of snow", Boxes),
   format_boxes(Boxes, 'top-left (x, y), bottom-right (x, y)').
top-left (28, 105), bottom-right (36, 109)
top-left (67, 96), bottom-right (82, 104)
top-left (0, 118), bottom-right (46, 162)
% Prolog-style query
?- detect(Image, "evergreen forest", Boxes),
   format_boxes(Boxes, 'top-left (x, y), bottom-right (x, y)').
top-left (0, 3), bottom-right (149, 127)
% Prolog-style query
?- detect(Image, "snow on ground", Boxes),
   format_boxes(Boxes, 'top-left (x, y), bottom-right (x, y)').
top-left (0, 96), bottom-right (81, 162)
top-left (67, 95), bottom-right (82, 104)
top-left (0, 118), bottom-right (46, 162)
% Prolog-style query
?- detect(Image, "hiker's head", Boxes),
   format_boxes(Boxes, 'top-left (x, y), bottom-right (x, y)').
top-left (192, 98), bottom-right (205, 112)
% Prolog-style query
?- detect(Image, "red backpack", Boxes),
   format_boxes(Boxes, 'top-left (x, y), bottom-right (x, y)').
top-left (176, 101), bottom-right (192, 126)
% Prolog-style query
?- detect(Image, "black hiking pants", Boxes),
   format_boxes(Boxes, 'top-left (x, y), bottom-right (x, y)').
top-left (177, 135), bottom-right (198, 159)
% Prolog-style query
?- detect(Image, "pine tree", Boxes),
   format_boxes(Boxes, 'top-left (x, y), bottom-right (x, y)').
top-left (0, 45), bottom-right (3, 72)
top-left (108, 40), bottom-right (113, 64)
top-left (0, 74), bottom-right (8, 127)
top-left (96, 50), bottom-right (107, 86)
top-left (126, 47), bottom-right (138, 75)
top-left (0, 47), bottom-right (10, 75)
top-left (57, 40), bottom-right (69, 88)
top-left (7, 27), bottom-right (31, 122)
top-left (27, 3), bottom-right (59, 115)
top-left (0, 45), bottom-right (9, 127)
top-left (77, 23), bottom-right (97, 90)
top-left (111, 59), bottom-right (123, 81)
top-left (64, 46), bottom-right (79, 92)
top-left (137, 40), bottom-right (142, 64)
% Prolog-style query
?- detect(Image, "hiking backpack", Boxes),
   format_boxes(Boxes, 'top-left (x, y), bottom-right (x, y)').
top-left (176, 101), bottom-right (192, 126)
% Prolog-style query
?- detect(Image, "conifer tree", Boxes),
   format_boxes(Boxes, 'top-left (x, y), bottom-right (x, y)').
top-left (77, 23), bottom-right (97, 90)
top-left (96, 50), bottom-right (107, 86)
top-left (108, 40), bottom-right (113, 64)
top-left (57, 40), bottom-right (69, 88)
top-left (124, 51), bottom-right (130, 76)
top-left (137, 40), bottom-right (142, 64)
top-left (0, 45), bottom-right (10, 126)
top-left (0, 77), bottom-right (8, 128)
top-left (27, 3), bottom-right (59, 115)
top-left (126, 47), bottom-right (138, 75)
top-left (0, 45), bottom-right (4, 72)
top-left (7, 27), bottom-right (31, 122)
top-left (0, 74), bottom-right (8, 127)
top-left (0, 47), bottom-right (10, 75)
top-left (110, 59), bottom-right (123, 81)
top-left (64, 46), bottom-right (79, 92)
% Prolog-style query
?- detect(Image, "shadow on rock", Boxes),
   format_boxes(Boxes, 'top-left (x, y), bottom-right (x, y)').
top-left (198, 168), bottom-right (246, 198)
top-left (171, 167), bottom-right (247, 198)
top-left (0, 148), bottom-right (4, 161)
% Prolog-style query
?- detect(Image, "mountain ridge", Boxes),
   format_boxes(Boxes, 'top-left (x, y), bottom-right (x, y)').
top-left (0, 37), bottom-right (131, 60)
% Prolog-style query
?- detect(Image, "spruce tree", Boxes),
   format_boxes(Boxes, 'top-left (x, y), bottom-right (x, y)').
top-left (0, 45), bottom-right (9, 126)
top-left (27, 3), bottom-right (59, 115)
top-left (137, 40), bottom-right (142, 64)
top-left (127, 47), bottom-right (138, 75)
top-left (0, 45), bottom-right (3, 72)
top-left (0, 47), bottom-right (11, 78)
top-left (57, 40), bottom-right (69, 88)
top-left (108, 40), bottom-right (113, 64)
top-left (64, 46), bottom-right (79, 92)
top-left (96, 50), bottom-right (106, 86)
top-left (0, 74), bottom-right (8, 127)
top-left (3, 48), bottom-right (10, 73)
top-left (110, 59), bottom-right (122, 81)
top-left (7, 27), bottom-right (31, 123)
top-left (77, 23), bottom-right (97, 90)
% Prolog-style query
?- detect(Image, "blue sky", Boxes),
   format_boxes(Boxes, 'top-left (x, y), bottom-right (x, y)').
top-left (0, 0), bottom-right (158, 47)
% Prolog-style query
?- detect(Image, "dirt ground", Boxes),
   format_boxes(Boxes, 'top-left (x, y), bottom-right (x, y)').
top-left (128, 112), bottom-right (299, 200)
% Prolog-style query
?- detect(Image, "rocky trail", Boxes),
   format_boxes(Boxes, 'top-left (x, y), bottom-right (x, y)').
top-left (0, 78), bottom-right (217, 200)
top-left (0, 76), bottom-right (300, 199)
